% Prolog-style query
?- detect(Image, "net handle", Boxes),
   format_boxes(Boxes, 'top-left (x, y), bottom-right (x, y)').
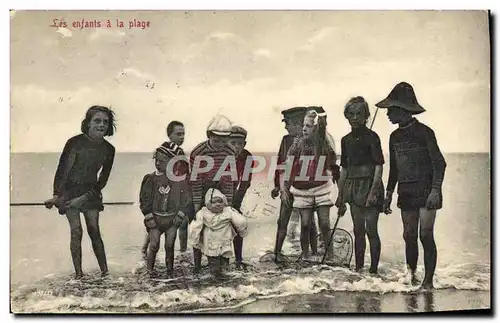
top-left (320, 213), bottom-right (342, 265)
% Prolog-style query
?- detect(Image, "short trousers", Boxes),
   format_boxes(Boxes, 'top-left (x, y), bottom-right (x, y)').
top-left (152, 214), bottom-right (180, 232)
top-left (290, 181), bottom-right (336, 209)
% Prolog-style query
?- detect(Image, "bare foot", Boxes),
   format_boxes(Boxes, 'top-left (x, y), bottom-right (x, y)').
top-left (419, 281), bottom-right (434, 292)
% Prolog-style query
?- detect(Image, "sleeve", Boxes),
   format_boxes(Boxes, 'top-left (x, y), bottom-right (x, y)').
top-left (233, 153), bottom-right (253, 209)
top-left (139, 174), bottom-right (154, 216)
top-left (327, 146), bottom-right (340, 182)
top-left (386, 134), bottom-right (398, 192)
top-left (87, 145), bottom-right (115, 199)
top-left (284, 139), bottom-right (301, 189)
top-left (370, 133), bottom-right (385, 165)
top-left (220, 172), bottom-right (235, 206)
top-left (425, 127), bottom-right (447, 190)
top-left (53, 138), bottom-right (75, 196)
top-left (189, 210), bottom-right (205, 249)
top-left (189, 150), bottom-right (204, 205)
top-left (274, 137), bottom-right (287, 189)
top-left (340, 137), bottom-right (348, 168)
top-left (230, 209), bottom-right (248, 238)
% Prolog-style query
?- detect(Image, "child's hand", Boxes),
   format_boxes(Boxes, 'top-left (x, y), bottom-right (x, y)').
top-left (337, 203), bottom-right (347, 217)
top-left (365, 192), bottom-right (377, 207)
top-left (334, 195), bottom-right (343, 208)
top-left (144, 214), bottom-right (156, 230)
top-left (44, 196), bottom-right (59, 209)
top-left (175, 211), bottom-right (186, 227)
top-left (383, 193), bottom-right (393, 215)
top-left (426, 189), bottom-right (441, 210)
top-left (271, 187), bottom-right (280, 199)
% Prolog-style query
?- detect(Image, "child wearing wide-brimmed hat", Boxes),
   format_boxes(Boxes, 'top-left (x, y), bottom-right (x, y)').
top-left (377, 81), bottom-right (447, 290)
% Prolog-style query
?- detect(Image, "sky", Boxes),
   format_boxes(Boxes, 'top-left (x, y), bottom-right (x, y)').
top-left (10, 10), bottom-right (490, 153)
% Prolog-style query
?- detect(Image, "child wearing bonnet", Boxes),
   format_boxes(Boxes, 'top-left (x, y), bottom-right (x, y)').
top-left (189, 188), bottom-right (248, 277)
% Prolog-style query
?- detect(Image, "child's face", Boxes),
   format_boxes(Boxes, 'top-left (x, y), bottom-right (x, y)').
top-left (386, 107), bottom-right (412, 124)
top-left (284, 119), bottom-right (302, 136)
top-left (88, 111), bottom-right (109, 139)
top-left (169, 125), bottom-right (185, 146)
top-left (228, 137), bottom-right (246, 156)
top-left (345, 104), bottom-right (367, 129)
top-left (302, 117), bottom-right (315, 139)
top-left (208, 197), bottom-right (225, 213)
top-left (155, 152), bottom-right (171, 173)
top-left (209, 135), bottom-right (228, 151)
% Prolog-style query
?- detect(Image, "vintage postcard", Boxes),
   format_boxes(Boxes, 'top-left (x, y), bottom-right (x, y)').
top-left (9, 10), bottom-right (491, 314)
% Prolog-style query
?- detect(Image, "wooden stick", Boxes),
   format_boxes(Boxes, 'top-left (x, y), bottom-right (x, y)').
top-left (10, 202), bottom-right (135, 206)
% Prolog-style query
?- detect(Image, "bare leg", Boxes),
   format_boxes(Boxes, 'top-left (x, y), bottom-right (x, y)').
top-left (66, 209), bottom-right (83, 278)
top-left (365, 207), bottom-right (381, 274)
top-left (401, 209), bottom-right (420, 285)
top-left (193, 248), bottom-right (202, 274)
top-left (141, 230), bottom-right (149, 260)
top-left (287, 209), bottom-right (299, 239)
top-left (233, 234), bottom-right (243, 266)
top-left (309, 215), bottom-right (318, 255)
top-left (274, 201), bottom-right (292, 258)
top-left (165, 225), bottom-right (178, 277)
top-left (147, 228), bottom-right (161, 274)
top-left (419, 208), bottom-right (437, 289)
top-left (299, 208), bottom-right (313, 259)
top-left (83, 210), bottom-right (108, 276)
top-left (178, 218), bottom-right (188, 252)
top-left (316, 206), bottom-right (333, 259)
top-left (350, 204), bottom-right (366, 271)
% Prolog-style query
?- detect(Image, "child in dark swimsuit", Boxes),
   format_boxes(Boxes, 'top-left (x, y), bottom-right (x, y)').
top-left (44, 105), bottom-right (116, 279)
top-left (336, 97), bottom-right (385, 274)
top-left (377, 82), bottom-right (446, 290)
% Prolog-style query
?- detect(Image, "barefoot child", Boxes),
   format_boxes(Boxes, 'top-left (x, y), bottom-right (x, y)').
top-left (336, 97), bottom-right (385, 274)
top-left (140, 121), bottom-right (193, 259)
top-left (284, 109), bottom-right (340, 261)
top-left (272, 107), bottom-right (319, 261)
top-left (377, 82), bottom-right (447, 290)
top-left (189, 188), bottom-right (248, 278)
top-left (140, 142), bottom-right (187, 278)
top-left (44, 105), bottom-right (116, 279)
top-left (228, 125), bottom-right (253, 267)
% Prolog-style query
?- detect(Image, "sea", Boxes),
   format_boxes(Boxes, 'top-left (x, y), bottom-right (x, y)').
top-left (9, 152), bottom-right (491, 313)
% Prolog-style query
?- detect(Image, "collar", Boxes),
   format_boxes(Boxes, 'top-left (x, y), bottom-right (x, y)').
top-left (399, 118), bottom-right (417, 129)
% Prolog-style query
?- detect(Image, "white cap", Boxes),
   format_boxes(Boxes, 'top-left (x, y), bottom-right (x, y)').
top-left (206, 114), bottom-right (232, 136)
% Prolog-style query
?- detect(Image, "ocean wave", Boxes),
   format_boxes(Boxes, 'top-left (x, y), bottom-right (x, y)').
top-left (11, 259), bottom-right (490, 313)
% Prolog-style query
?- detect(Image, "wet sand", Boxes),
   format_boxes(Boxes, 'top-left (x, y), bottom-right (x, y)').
top-left (214, 290), bottom-right (491, 314)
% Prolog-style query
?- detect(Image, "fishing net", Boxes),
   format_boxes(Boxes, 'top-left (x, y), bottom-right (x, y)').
top-left (324, 228), bottom-right (353, 267)
top-left (259, 227), bottom-right (353, 268)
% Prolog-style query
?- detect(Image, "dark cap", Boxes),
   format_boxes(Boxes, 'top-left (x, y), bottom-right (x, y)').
top-left (230, 125), bottom-right (247, 139)
top-left (281, 107), bottom-right (307, 122)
